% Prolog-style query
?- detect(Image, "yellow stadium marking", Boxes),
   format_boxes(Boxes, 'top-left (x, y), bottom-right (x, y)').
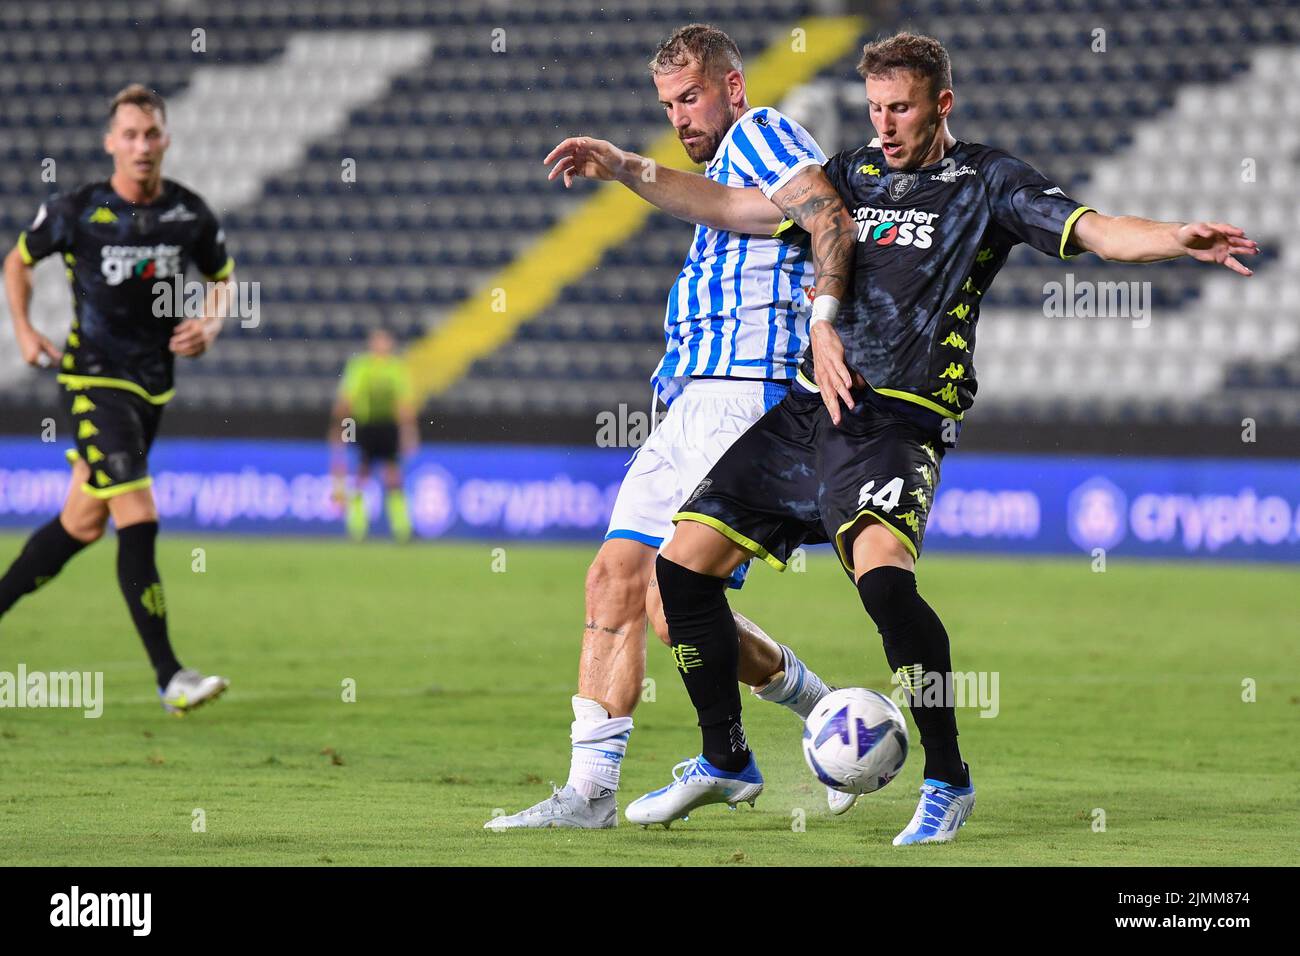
top-left (404, 16), bottom-right (866, 402)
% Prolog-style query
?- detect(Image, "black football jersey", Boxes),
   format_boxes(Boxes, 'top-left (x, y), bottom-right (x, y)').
top-left (791, 140), bottom-right (1091, 421)
top-left (17, 179), bottom-right (232, 401)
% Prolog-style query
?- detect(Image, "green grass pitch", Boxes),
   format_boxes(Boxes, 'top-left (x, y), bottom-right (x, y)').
top-left (0, 532), bottom-right (1295, 866)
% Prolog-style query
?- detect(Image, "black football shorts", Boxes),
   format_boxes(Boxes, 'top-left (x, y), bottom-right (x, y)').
top-left (674, 383), bottom-right (945, 574)
top-left (356, 423), bottom-right (400, 466)
top-left (61, 385), bottom-right (164, 499)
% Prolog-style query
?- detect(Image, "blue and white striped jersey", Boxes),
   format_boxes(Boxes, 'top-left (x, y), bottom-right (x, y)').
top-left (652, 107), bottom-right (826, 404)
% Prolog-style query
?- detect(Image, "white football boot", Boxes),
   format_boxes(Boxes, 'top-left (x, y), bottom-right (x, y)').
top-left (625, 754), bottom-right (764, 828)
top-left (484, 785), bottom-right (617, 830)
top-left (893, 765), bottom-right (976, 845)
top-left (827, 787), bottom-right (859, 815)
top-left (159, 668), bottom-right (229, 716)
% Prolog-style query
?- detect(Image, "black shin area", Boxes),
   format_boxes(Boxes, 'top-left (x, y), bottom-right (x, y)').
top-left (0, 516), bottom-right (89, 617)
top-left (857, 566), bottom-right (967, 787)
top-left (655, 554), bottom-right (750, 772)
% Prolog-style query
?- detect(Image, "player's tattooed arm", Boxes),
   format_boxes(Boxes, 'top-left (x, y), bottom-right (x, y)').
top-left (771, 167), bottom-right (855, 303)
top-left (1070, 212), bottom-right (1258, 275)
top-left (544, 136), bottom-right (785, 235)
top-left (772, 167), bottom-right (859, 424)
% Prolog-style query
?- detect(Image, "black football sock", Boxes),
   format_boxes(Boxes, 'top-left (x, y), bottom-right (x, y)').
top-left (655, 555), bottom-right (751, 772)
top-left (116, 522), bottom-right (182, 688)
top-left (857, 566), bottom-right (968, 788)
top-left (0, 516), bottom-right (90, 618)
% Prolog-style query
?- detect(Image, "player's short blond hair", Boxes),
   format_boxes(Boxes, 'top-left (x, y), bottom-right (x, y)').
top-left (856, 33), bottom-right (952, 96)
top-left (649, 24), bottom-right (743, 80)
top-left (107, 84), bottom-right (166, 129)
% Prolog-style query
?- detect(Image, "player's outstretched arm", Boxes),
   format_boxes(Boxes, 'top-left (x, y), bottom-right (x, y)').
top-left (544, 136), bottom-right (783, 235)
top-left (1070, 212), bottom-right (1259, 275)
top-left (3, 246), bottom-right (61, 367)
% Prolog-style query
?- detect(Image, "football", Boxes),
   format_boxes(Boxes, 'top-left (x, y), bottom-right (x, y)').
top-left (802, 688), bottom-right (910, 795)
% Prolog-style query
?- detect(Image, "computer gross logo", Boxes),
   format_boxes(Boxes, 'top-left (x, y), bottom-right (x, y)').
top-left (854, 207), bottom-right (938, 249)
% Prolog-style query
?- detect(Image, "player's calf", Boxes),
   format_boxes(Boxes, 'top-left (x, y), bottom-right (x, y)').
top-left (655, 554), bottom-right (751, 773)
top-left (0, 516), bottom-right (94, 618)
top-left (857, 564), bottom-right (968, 790)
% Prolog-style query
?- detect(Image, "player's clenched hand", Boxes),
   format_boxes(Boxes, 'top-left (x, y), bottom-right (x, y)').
top-left (544, 137), bottom-right (631, 187)
top-left (169, 318), bottom-right (211, 357)
top-left (809, 322), bottom-right (855, 427)
top-left (1176, 221), bottom-right (1259, 276)
top-left (15, 325), bottom-right (61, 367)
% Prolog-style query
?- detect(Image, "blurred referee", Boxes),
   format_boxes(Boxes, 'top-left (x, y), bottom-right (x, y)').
top-left (329, 328), bottom-right (418, 542)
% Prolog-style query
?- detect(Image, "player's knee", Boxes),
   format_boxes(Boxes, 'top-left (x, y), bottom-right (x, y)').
top-left (654, 554), bottom-right (726, 631)
top-left (61, 511), bottom-right (106, 544)
top-left (585, 551), bottom-right (646, 621)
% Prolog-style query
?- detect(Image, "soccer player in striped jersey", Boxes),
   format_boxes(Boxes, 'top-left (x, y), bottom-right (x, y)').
top-left (625, 32), bottom-right (1257, 841)
top-left (486, 24), bottom-right (857, 829)
top-left (0, 85), bottom-right (234, 715)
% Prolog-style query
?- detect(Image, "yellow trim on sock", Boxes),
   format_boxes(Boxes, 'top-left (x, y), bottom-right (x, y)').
top-left (403, 15), bottom-right (867, 404)
top-left (672, 510), bottom-right (785, 572)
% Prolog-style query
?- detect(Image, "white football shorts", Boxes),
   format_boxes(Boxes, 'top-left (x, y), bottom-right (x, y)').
top-left (605, 378), bottom-right (789, 587)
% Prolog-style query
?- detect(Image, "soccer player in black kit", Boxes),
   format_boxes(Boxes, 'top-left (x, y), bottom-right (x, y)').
top-left (1, 85), bottom-right (235, 715)
top-left (619, 33), bottom-right (1259, 842)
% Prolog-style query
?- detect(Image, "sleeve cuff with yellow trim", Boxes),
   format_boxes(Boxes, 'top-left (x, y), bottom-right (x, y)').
top-left (206, 257), bottom-right (235, 281)
top-left (16, 232), bottom-right (34, 266)
top-left (1059, 206), bottom-right (1094, 259)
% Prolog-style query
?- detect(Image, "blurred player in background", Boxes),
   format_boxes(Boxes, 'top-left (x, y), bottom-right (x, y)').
top-left (487, 24), bottom-right (857, 830)
top-left (624, 32), bottom-right (1258, 842)
top-left (0, 84), bottom-right (235, 715)
top-left (329, 328), bottom-right (417, 543)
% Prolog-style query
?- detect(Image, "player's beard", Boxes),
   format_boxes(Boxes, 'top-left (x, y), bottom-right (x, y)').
top-left (680, 128), bottom-right (721, 164)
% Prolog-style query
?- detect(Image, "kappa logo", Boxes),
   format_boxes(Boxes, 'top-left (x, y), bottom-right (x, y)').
top-left (858, 163), bottom-right (882, 178)
top-left (88, 206), bottom-right (118, 224)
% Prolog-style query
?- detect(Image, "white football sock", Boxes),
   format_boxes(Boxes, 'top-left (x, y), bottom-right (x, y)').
top-left (752, 644), bottom-right (829, 720)
top-left (567, 695), bottom-right (633, 799)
